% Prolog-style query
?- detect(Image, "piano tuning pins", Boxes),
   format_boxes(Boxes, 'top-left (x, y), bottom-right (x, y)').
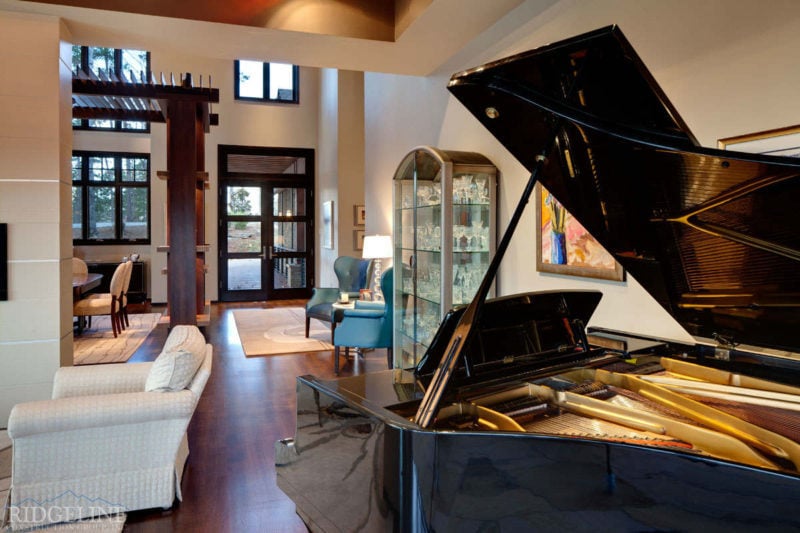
top-left (485, 107), bottom-right (500, 119)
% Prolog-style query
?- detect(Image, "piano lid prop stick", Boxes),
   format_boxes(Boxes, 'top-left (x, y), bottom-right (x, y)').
top-left (414, 151), bottom-right (551, 428)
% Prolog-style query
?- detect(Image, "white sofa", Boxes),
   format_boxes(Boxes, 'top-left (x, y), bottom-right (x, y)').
top-left (3, 325), bottom-right (212, 530)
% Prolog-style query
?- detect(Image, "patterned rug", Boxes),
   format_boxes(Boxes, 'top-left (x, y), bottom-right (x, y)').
top-left (1, 431), bottom-right (126, 532)
top-left (233, 307), bottom-right (334, 357)
top-left (73, 313), bottom-right (161, 365)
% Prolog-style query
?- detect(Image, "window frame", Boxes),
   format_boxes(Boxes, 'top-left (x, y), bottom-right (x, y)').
top-left (72, 46), bottom-right (152, 133)
top-left (234, 60), bottom-right (300, 104)
top-left (72, 150), bottom-right (152, 245)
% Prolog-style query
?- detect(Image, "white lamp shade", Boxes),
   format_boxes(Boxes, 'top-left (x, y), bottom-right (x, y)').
top-left (362, 235), bottom-right (393, 259)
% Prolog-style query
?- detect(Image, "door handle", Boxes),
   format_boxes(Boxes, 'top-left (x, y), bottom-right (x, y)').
top-left (259, 246), bottom-right (268, 260)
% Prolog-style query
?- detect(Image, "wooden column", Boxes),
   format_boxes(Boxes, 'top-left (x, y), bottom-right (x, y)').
top-left (166, 99), bottom-right (199, 326)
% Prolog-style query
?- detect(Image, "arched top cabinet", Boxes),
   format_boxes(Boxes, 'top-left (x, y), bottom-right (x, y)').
top-left (392, 146), bottom-right (498, 369)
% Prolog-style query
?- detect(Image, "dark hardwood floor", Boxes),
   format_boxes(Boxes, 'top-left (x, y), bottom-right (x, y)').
top-left (123, 300), bottom-right (388, 532)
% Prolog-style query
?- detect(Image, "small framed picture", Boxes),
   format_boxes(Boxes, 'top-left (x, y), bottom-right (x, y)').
top-left (354, 229), bottom-right (365, 250)
top-left (354, 204), bottom-right (366, 226)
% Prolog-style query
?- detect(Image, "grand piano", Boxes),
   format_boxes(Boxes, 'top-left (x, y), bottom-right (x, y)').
top-left (276, 26), bottom-right (800, 531)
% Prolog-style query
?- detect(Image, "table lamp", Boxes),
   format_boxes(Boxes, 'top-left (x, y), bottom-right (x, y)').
top-left (362, 234), bottom-right (392, 301)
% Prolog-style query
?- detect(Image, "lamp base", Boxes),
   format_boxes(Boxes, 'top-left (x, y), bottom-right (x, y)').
top-left (372, 259), bottom-right (384, 301)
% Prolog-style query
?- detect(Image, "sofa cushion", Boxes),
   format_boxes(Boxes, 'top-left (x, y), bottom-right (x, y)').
top-left (145, 325), bottom-right (207, 392)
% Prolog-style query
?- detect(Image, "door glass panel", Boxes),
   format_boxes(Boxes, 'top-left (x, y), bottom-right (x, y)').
top-left (226, 186), bottom-right (261, 216)
top-left (273, 222), bottom-right (306, 252)
top-left (274, 258), bottom-right (306, 289)
top-left (227, 222), bottom-right (261, 253)
top-left (227, 258), bottom-right (261, 290)
top-left (272, 187), bottom-right (307, 216)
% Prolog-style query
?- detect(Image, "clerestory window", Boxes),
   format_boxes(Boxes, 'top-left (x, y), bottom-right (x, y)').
top-left (71, 45), bottom-right (152, 132)
top-left (234, 60), bottom-right (299, 104)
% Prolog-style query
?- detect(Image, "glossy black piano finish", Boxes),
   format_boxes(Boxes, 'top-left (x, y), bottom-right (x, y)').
top-left (277, 25), bottom-right (800, 532)
top-left (278, 369), bottom-right (800, 532)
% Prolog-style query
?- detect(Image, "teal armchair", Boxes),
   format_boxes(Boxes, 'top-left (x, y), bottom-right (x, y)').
top-left (305, 256), bottom-right (374, 342)
top-left (333, 267), bottom-right (393, 374)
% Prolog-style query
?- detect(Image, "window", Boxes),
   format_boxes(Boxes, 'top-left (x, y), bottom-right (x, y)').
top-left (72, 45), bottom-right (151, 132)
top-left (234, 60), bottom-right (299, 103)
top-left (72, 151), bottom-right (151, 244)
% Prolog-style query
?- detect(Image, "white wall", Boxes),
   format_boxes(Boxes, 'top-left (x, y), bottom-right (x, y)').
top-left (364, 0), bottom-right (800, 344)
top-left (335, 70), bottom-right (366, 260)
top-left (0, 12), bottom-right (72, 423)
top-left (316, 69), bottom-right (368, 288)
top-left (317, 68), bottom-right (339, 287)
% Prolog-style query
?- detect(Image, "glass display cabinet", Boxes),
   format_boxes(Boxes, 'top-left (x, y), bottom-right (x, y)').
top-left (393, 146), bottom-right (498, 369)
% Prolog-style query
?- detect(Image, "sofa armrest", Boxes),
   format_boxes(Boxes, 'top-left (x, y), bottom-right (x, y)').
top-left (8, 390), bottom-right (195, 439)
top-left (52, 362), bottom-right (153, 399)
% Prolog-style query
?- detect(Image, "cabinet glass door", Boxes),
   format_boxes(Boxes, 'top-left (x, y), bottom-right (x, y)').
top-left (394, 151), bottom-right (444, 369)
top-left (452, 171), bottom-right (492, 305)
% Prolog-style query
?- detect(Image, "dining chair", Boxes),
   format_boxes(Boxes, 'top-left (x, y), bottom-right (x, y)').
top-left (72, 257), bottom-right (88, 276)
top-left (73, 260), bottom-right (130, 337)
top-left (119, 259), bottom-right (134, 329)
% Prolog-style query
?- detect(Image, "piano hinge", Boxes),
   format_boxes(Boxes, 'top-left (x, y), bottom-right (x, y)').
top-left (712, 332), bottom-right (738, 361)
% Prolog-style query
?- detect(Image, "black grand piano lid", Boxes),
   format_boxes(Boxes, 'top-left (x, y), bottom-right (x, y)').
top-left (447, 25), bottom-right (800, 353)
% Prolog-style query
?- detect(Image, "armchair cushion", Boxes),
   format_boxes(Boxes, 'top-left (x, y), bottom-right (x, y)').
top-left (145, 325), bottom-right (207, 392)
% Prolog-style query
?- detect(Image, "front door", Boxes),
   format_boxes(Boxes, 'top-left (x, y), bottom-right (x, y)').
top-left (218, 146), bottom-right (314, 302)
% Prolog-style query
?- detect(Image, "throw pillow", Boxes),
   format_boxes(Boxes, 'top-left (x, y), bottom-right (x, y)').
top-left (145, 325), bottom-right (207, 392)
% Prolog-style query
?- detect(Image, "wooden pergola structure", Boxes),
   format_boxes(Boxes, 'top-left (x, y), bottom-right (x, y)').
top-left (72, 69), bottom-right (220, 327)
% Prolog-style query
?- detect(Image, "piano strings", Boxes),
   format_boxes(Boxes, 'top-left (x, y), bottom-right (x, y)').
top-left (442, 356), bottom-right (800, 472)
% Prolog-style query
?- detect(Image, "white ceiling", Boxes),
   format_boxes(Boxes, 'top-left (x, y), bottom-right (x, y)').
top-left (3, 0), bottom-right (530, 75)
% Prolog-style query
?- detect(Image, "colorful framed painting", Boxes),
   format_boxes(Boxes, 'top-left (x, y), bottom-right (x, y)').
top-left (535, 183), bottom-right (624, 281)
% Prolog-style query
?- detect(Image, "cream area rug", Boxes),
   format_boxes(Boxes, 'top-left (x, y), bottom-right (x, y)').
top-left (1, 430), bottom-right (125, 532)
top-left (233, 307), bottom-right (334, 357)
top-left (73, 313), bottom-right (161, 365)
